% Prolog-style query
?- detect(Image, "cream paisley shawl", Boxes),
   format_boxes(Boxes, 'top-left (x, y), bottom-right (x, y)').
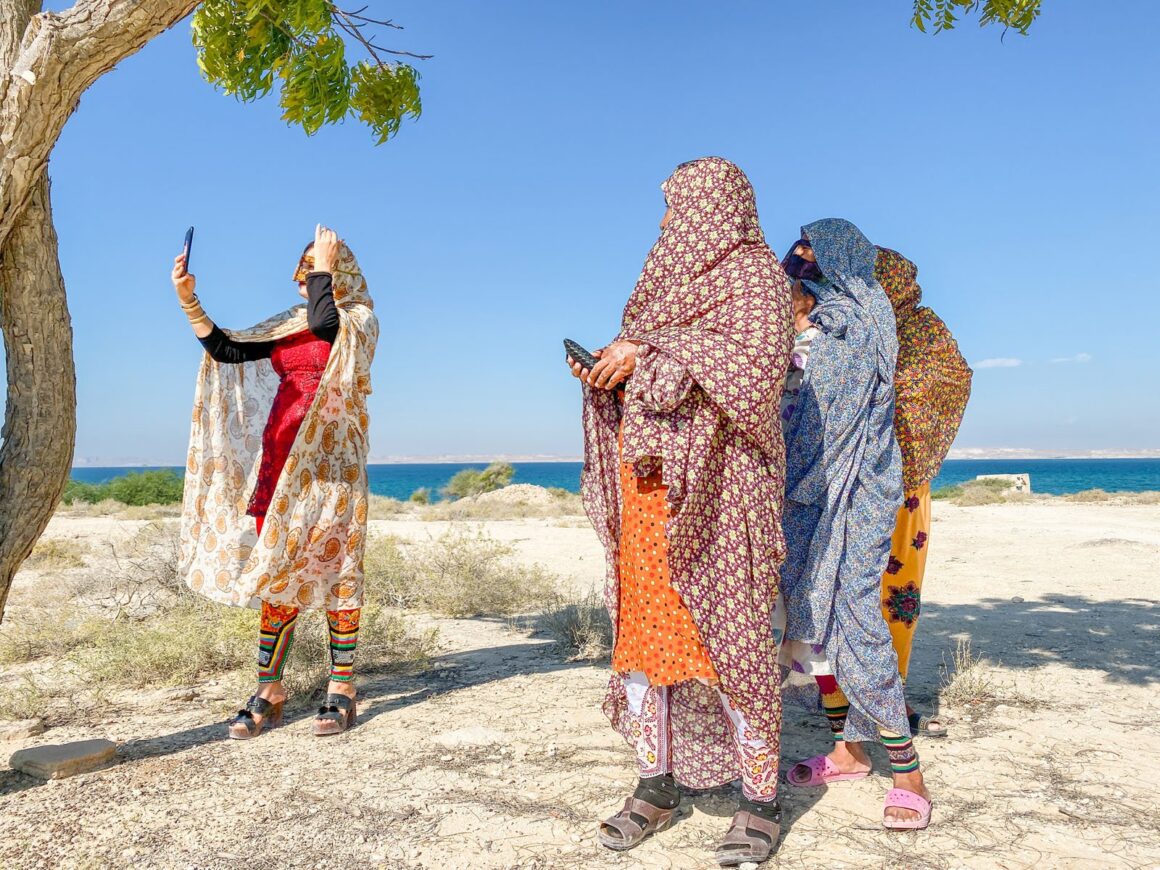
top-left (178, 244), bottom-right (378, 611)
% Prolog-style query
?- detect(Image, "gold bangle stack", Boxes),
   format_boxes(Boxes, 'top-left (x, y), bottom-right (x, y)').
top-left (180, 295), bottom-right (210, 327)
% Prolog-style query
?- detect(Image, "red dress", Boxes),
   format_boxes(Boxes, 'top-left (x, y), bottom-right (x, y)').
top-left (247, 330), bottom-right (332, 518)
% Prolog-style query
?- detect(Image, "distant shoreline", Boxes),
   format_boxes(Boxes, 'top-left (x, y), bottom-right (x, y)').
top-left (72, 453), bottom-right (1159, 468)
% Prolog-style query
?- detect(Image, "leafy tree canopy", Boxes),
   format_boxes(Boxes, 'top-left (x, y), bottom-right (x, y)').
top-left (912, 0), bottom-right (1042, 35)
top-left (192, 0), bottom-right (427, 144)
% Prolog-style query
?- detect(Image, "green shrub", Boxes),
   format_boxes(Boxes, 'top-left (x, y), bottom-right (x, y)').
top-left (931, 485), bottom-right (963, 501)
top-left (442, 462), bottom-right (514, 500)
top-left (63, 470), bottom-right (185, 506)
top-left (409, 487), bottom-right (433, 505)
top-left (363, 527), bottom-right (557, 618)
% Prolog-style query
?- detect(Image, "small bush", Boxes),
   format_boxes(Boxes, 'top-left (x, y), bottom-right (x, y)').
top-left (363, 527), bottom-right (558, 618)
top-left (419, 485), bottom-right (585, 521)
top-left (24, 538), bottom-right (88, 570)
top-left (1065, 488), bottom-right (1112, 503)
top-left (0, 606), bottom-right (102, 665)
top-left (443, 462), bottom-right (514, 500)
top-left (71, 605), bottom-right (256, 688)
top-left (368, 494), bottom-right (410, 519)
top-left (63, 470), bottom-right (185, 506)
top-left (540, 592), bottom-right (612, 661)
top-left (940, 638), bottom-right (993, 706)
top-left (931, 485), bottom-right (963, 501)
top-left (409, 487), bottom-right (433, 505)
top-left (934, 478), bottom-right (1020, 506)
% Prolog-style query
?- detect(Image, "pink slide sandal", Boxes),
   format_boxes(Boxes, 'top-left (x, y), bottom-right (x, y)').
top-left (786, 754), bottom-right (870, 788)
top-left (882, 788), bottom-right (933, 830)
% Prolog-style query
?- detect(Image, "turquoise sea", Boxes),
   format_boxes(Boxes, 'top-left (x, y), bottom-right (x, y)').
top-left (71, 458), bottom-right (1160, 500)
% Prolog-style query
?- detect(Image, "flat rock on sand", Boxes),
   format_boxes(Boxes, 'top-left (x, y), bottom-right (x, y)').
top-left (9, 738), bottom-right (117, 780)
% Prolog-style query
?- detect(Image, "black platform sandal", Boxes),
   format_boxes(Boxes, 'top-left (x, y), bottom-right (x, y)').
top-left (313, 693), bottom-right (357, 736)
top-left (228, 695), bottom-right (284, 740)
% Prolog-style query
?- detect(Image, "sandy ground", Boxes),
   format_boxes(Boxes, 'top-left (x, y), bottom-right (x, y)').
top-left (2, 500), bottom-right (1159, 869)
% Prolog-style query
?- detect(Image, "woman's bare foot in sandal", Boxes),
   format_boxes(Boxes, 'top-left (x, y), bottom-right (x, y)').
top-left (314, 679), bottom-right (358, 736)
top-left (885, 769), bottom-right (931, 825)
top-left (228, 681), bottom-right (286, 739)
top-left (597, 774), bottom-right (681, 851)
top-left (787, 740), bottom-right (871, 785)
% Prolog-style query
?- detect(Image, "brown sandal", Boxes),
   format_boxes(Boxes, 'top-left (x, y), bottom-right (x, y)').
top-left (228, 695), bottom-right (284, 740)
top-left (597, 796), bottom-right (677, 851)
top-left (313, 693), bottom-right (357, 736)
top-left (714, 806), bottom-right (781, 866)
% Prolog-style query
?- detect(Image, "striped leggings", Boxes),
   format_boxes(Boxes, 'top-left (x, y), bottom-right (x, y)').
top-left (253, 514), bottom-right (359, 683)
top-left (258, 603), bottom-right (360, 683)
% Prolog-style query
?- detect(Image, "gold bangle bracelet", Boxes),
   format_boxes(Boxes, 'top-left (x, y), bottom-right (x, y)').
top-left (180, 296), bottom-right (201, 310)
top-left (187, 313), bottom-right (210, 327)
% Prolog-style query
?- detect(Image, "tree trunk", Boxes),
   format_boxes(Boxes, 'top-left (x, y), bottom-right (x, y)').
top-left (0, 174), bottom-right (75, 620)
top-left (0, 0), bottom-right (196, 621)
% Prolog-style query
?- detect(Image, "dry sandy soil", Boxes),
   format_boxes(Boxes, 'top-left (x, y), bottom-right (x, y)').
top-left (2, 499), bottom-right (1159, 869)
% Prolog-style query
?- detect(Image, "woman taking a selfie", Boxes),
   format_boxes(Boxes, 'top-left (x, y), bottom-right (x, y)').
top-left (172, 225), bottom-right (378, 739)
top-left (569, 157), bottom-right (793, 866)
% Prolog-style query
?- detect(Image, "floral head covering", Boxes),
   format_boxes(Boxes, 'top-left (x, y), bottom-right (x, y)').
top-left (874, 246), bottom-right (972, 489)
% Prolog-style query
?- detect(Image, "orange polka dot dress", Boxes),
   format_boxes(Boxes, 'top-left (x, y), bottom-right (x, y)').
top-left (612, 450), bottom-right (718, 686)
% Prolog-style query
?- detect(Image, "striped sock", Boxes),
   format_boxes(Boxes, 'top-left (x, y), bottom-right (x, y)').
top-left (327, 609), bottom-right (360, 682)
top-left (258, 604), bottom-right (298, 683)
top-left (882, 732), bottom-right (920, 774)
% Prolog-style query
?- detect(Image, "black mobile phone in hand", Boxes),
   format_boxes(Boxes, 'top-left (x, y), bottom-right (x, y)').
top-left (564, 338), bottom-right (600, 371)
top-left (180, 226), bottom-right (194, 276)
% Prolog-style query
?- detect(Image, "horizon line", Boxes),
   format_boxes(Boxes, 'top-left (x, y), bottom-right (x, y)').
top-left (69, 448), bottom-right (1160, 467)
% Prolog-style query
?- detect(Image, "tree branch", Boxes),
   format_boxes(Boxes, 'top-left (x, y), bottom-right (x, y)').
top-left (330, 5), bottom-right (432, 64)
top-left (0, 0), bottom-right (198, 249)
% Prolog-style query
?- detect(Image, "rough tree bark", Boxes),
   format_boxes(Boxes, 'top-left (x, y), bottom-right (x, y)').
top-left (0, 176), bottom-right (74, 619)
top-left (0, 0), bottom-right (197, 620)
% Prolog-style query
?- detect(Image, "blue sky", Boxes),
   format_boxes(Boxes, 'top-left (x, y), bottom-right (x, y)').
top-left (18, 1), bottom-right (1160, 463)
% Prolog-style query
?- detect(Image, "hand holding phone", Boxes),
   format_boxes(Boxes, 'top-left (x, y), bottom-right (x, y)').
top-left (179, 226), bottom-right (194, 277)
top-left (564, 338), bottom-right (600, 371)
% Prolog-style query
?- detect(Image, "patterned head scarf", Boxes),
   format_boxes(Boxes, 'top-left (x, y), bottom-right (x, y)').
top-left (619, 157), bottom-right (765, 331)
top-left (583, 157), bottom-right (794, 789)
top-left (874, 247), bottom-right (972, 489)
top-left (179, 243), bottom-right (379, 612)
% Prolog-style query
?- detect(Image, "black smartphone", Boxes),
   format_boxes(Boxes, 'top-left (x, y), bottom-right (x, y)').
top-left (180, 226), bottom-right (194, 276)
top-left (563, 338), bottom-right (599, 371)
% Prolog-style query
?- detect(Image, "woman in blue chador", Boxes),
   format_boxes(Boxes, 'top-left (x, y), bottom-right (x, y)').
top-left (778, 218), bottom-right (932, 830)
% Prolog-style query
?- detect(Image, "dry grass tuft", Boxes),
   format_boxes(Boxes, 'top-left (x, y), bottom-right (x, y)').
top-left (939, 638), bottom-right (994, 706)
top-left (939, 638), bottom-right (1040, 713)
top-left (933, 478), bottom-right (1024, 506)
top-left (24, 537), bottom-right (88, 570)
top-left (363, 527), bottom-right (558, 618)
top-left (368, 494), bottom-right (412, 519)
top-left (538, 592), bottom-right (612, 661)
top-left (419, 486), bottom-right (585, 521)
top-left (1065, 488), bottom-right (1160, 505)
top-left (0, 522), bottom-right (437, 718)
top-left (55, 499), bottom-right (180, 520)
